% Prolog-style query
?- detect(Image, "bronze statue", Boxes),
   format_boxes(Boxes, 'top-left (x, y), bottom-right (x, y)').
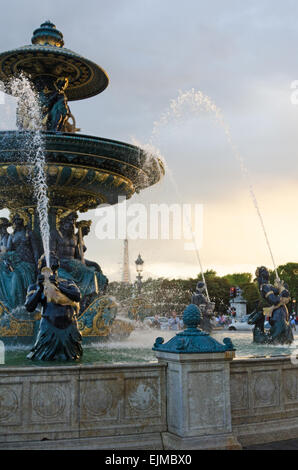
top-left (41, 77), bottom-right (70, 131)
top-left (191, 281), bottom-right (215, 333)
top-left (25, 252), bottom-right (82, 361)
top-left (76, 219), bottom-right (105, 277)
top-left (0, 213), bottom-right (37, 310)
top-left (16, 75), bottom-right (79, 133)
top-left (7, 213), bottom-right (39, 265)
top-left (50, 212), bottom-right (108, 300)
top-left (0, 217), bottom-right (11, 253)
top-left (248, 266), bottom-right (294, 344)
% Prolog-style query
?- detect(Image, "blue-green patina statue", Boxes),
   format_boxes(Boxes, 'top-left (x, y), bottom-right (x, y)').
top-left (50, 212), bottom-right (108, 308)
top-left (0, 214), bottom-right (37, 311)
top-left (40, 76), bottom-right (70, 131)
top-left (25, 252), bottom-right (82, 361)
top-left (191, 281), bottom-right (215, 334)
top-left (75, 219), bottom-right (107, 285)
top-left (248, 266), bottom-right (293, 345)
top-left (0, 210), bottom-right (108, 313)
top-left (0, 217), bottom-right (10, 251)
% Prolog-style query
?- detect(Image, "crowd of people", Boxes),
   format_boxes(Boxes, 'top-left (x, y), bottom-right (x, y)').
top-left (147, 306), bottom-right (298, 332)
top-left (149, 309), bottom-right (232, 330)
top-left (290, 312), bottom-right (298, 331)
top-left (149, 311), bottom-right (184, 330)
top-left (214, 314), bottom-right (233, 327)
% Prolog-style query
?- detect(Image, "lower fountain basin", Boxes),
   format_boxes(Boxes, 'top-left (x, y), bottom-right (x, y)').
top-left (1, 330), bottom-right (295, 366)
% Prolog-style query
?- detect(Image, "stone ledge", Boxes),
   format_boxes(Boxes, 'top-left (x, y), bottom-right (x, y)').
top-left (234, 416), bottom-right (298, 447)
top-left (162, 432), bottom-right (242, 450)
top-left (0, 432), bottom-right (164, 450)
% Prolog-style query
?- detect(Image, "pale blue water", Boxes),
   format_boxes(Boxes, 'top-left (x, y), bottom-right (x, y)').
top-left (214, 330), bottom-right (297, 358)
top-left (0, 329), bottom-right (296, 367)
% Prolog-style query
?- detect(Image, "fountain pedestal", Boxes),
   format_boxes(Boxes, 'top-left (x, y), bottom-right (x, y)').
top-left (153, 304), bottom-right (241, 450)
top-left (155, 351), bottom-right (241, 450)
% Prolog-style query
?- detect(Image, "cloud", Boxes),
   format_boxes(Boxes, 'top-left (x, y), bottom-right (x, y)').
top-left (1, 0), bottom-right (298, 280)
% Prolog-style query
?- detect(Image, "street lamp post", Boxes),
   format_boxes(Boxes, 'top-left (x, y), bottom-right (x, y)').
top-left (292, 298), bottom-right (296, 316)
top-left (135, 254), bottom-right (144, 295)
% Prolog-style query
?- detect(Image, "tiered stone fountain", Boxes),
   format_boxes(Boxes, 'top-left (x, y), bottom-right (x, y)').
top-left (0, 21), bottom-right (164, 345)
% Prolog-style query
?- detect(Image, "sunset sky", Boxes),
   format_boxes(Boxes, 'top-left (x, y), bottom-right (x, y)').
top-left (0, 0), bottom-right (298, 282)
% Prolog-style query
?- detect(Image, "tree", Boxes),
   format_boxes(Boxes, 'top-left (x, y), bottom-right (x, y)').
top-left (223, 273), bottom-right (252, 286)
top-left (109, 266), bottom-right (294, 318)
top-left (277, 263), bottom-right (298, 303)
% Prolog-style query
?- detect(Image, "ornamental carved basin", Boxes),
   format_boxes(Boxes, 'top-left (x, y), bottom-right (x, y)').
top-left (0, 130), bottom-right (164, 212)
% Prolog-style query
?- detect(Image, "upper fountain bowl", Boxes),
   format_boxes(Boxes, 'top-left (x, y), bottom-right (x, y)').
top-left (0, 130), bottom-right (164, 212)
top-left (0, 21), bottom-right (109, 101)
top-left (0, 22), bottom-right (165, 213)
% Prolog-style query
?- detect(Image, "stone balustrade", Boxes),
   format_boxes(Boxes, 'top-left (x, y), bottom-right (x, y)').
top-left (230, 356), bottom-right (298, 447)
top-left (1, 355), bottom-right (298, 449)
top-left (0, 363), bottom-right (167, 449)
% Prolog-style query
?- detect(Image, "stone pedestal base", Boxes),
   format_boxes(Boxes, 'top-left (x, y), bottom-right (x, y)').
top-left (162, 432), bottom-right (242, 450)
top-left (230, 300), bottom-right (247, 319)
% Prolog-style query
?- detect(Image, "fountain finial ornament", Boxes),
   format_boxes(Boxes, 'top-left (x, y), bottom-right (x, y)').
top-left (0, 21), bottom-right (109, 102)
top-left (153, 304), bottom-right (235, 354)
top-left (31, 21), bottom-right (64, 47)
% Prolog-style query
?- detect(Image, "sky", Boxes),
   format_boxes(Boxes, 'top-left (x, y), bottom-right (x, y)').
top-left (0, 0), bottom-right (298, 282)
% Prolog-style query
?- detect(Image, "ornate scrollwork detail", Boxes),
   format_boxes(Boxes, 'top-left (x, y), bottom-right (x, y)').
top-left (127, 382), bottom-right (158, 414)
top-left (32, 384), bottom-right (66, 418)
top-left (0, 387), bottom-right (18, 421)
top-left (78, 295), bottom-right (117, 337)
top-left (82, 381), bottom-right (114, 417)
top-left (0, 318), bottom-right (35, 336)
top-left (9, 209), bottom-right (30, 227)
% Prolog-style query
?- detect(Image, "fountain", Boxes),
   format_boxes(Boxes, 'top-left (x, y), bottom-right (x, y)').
top-left (0, 21), bottom-right (164, 347)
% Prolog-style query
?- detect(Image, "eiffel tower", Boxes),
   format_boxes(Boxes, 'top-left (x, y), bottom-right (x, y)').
top-left (122, 238), bottom-right (131, 283)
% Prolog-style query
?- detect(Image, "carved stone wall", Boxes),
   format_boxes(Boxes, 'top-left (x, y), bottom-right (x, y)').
top-left (2, 356), bottom-right (298, 449)
top-left (0, 363), bottom-right (166, 449)
top-left (230, 357), bottom-right (298, 446)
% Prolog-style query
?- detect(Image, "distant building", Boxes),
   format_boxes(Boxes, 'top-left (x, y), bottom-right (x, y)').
top-left (230, 286), bottom-right (247, 319)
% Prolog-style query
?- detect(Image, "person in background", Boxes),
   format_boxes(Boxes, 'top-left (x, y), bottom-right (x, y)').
top-left (151, 314), bottom-right (161, 329)
top-left (168, 310), bottom-right (181, 331)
